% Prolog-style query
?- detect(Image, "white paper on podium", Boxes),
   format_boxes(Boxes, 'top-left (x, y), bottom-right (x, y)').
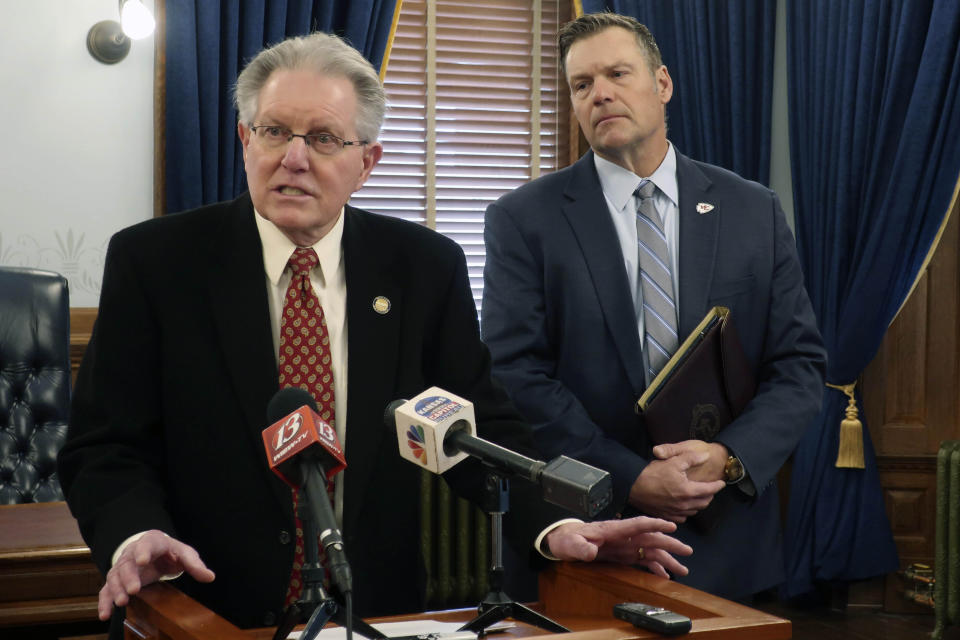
top-left (289, 619), bottom-right (515, 639)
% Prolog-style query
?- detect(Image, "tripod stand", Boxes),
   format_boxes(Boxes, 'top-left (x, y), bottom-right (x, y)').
top-left (458, 472), bottom-right (569, 635)
top-left (272, 492), bottom-right (386, 640)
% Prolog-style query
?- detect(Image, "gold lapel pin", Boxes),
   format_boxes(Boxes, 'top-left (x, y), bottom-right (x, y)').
top-left (372, 296), bottom-right (391, 314)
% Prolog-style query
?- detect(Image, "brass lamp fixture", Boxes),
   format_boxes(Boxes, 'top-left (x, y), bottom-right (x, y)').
top-left (87, 0), bottom-right (156, 64)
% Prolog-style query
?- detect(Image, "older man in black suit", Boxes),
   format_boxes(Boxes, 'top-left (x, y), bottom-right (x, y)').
top-left (58, 31), bottom-right (691, 634)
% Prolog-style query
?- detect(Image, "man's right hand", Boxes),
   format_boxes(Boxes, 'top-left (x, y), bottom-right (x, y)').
top-left (628, 449), bottom-right (726, 522)
top-left (98, 530), bottom-right (215, 620)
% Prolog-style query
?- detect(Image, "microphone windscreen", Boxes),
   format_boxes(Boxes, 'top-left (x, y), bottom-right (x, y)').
top-left (262, 386), bottom-right (346, 486)
top-left (267, 387), bottom-right (318, 423)
top-left (391, 387), bottom-right (476, 474)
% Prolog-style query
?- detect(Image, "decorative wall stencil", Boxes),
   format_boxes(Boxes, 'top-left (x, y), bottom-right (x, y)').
top-left (0, 231), bottom-right (108, 306)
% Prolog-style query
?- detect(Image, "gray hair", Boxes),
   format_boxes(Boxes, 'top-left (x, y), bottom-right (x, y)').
top-left (558, 12), bottom-right (663, 78)
top-left (234, 32), bottom-right (386, 143)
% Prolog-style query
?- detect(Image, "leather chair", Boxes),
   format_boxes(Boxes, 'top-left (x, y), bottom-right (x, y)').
top-left (0, 266), bottom-right (71, 504)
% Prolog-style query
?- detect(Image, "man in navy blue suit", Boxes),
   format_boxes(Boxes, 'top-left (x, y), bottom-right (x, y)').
top-left (482, 12), bottom-right (827, 600)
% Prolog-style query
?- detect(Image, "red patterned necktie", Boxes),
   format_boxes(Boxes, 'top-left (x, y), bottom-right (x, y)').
top-left (278, 247), bottom-right (336, 606)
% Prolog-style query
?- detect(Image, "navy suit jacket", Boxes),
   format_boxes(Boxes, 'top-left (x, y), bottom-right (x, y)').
top-left (59, 194), bottom-right (558, 629)
top-left (482, 150), bottom-right (826, 598)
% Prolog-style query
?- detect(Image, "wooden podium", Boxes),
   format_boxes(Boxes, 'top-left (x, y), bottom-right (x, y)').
top-left (125, 562), bottom-right (790, 639)
top-left (0, 501), bottom-right (101, 628)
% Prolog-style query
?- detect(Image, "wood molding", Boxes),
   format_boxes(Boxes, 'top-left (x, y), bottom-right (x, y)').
top-left (876, 455), bottom-right (937, 473)
top-left (154, 0), bottom-right (166, 217)
top-left (861, 193), bottom-right (959, 611)
top-left (70, 308), bottom-right (98, 382)
top-left (0, 502), bottom-right (99, 628)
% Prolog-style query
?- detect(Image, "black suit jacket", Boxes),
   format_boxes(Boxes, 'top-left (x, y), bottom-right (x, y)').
top-left (59, 194), bottom-right (557, 628)
top-left (482, 150), bottom-right (827, 598)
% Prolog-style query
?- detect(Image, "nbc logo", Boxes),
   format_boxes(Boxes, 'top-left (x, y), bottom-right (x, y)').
top-left (406, 425), bottom-right (428, 465)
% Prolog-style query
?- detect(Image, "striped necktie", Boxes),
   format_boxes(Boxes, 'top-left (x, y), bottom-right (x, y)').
top-left (635, 179), bottom-right (678, 382)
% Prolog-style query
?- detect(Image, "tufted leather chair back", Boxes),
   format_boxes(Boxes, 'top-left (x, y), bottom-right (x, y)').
top-left (0, 266), bottom-right (71, 503)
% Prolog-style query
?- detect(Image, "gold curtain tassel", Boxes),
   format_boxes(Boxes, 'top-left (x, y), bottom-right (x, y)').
top-left (826, 382), bottom-right (865, 469)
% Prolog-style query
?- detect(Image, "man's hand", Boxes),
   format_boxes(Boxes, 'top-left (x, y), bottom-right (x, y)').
top-left (653, 440), bottom-right (728, 483)
top-left (98, 530), bottom-right (215, 620)
top-left (629, 444), bottom-right (726, 522)
top-left (545, 516), bottom-right (693, 578)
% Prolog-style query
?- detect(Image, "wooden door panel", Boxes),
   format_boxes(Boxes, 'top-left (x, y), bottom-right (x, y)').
top-left (862, 199), bottom-right (959, 611)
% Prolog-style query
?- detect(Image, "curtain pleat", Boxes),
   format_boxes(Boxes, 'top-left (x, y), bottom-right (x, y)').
top-left (784, 0), bottom-right (960, 597)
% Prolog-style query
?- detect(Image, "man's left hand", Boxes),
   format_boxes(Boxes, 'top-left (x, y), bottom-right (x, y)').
top-left (545, 516), bottom-right (693, 578)
top-left (653, 440), bottom-right (728, 483)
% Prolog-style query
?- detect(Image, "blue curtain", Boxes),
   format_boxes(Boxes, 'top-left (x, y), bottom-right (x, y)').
top-left (785, 0), bottom-right (960, 597)
top-left (164, 0), bottom-right (398, 214)
top-left (580, 0), bottom-right (776, 185)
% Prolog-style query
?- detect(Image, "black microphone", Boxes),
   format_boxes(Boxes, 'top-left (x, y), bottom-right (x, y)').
top-left (385, 387), bottom-right (612, 518)
top-left (263, 387), bottom-right (352, 596)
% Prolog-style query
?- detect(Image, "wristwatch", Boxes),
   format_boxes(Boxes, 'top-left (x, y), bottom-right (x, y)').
top-left (723, 455), bottom-right (745, 485)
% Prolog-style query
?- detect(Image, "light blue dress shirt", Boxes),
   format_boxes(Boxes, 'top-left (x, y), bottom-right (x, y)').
top-left (593, 143), bottom-right (680, 343)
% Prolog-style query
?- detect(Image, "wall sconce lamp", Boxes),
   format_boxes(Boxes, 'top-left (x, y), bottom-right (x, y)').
top-left (87, 0), bottom-right (156, 64)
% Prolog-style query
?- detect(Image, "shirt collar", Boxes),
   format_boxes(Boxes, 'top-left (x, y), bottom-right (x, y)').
top-left (593, 142), bottom-right (679, 209)
top-left (255, 207), bottom-right (346, 286)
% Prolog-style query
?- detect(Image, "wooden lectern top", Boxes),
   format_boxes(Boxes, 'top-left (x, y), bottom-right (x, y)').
top-left (0, 501), bottom-right (91, 562)
top-left (126, 562), bottom-right (790, 639)
top-left (0, 501), bottom-right (101, 627)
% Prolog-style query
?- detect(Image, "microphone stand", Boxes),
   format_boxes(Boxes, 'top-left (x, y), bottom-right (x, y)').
top-left (272, 490), bottom-right (386, 640)
top-left (457, 471), bottom-right (569, 635)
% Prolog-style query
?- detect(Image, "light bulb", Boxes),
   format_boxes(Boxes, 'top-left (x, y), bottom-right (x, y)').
top-left (121, 0), bottom-right (156, 40)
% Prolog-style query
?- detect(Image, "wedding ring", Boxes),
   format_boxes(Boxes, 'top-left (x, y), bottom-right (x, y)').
top-left (638, 548), bottom-right (645, 560)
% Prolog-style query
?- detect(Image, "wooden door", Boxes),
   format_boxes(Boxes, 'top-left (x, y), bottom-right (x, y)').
top-left (862, 195), bottom-right (959, 612)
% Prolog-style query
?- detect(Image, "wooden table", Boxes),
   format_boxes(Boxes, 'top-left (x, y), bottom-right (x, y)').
top-left (126, 562), bottom-right (791, 639)
top-left (0, 501), bottom-right (101, 627)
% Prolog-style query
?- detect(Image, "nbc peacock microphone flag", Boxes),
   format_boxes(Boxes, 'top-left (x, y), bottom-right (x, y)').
top-left (392, 387), bottom-right (476, 474)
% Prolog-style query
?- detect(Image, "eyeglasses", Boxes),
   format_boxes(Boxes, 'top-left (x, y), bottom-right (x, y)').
top-left (249, 124), bottom-right (368, 155)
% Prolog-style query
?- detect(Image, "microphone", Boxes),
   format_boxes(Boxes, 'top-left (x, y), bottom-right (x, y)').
top-left (264, 387), bottom-right (346, 485)
top-left (262, 387), bottom-right (351, 595)
top-left (385, 387), bottom-right (612, 518)
top-left (383, 391), bottom-right (476, 475)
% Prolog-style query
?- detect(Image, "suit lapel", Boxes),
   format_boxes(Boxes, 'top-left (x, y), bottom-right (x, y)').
top-left (675, 152), bottom-right (719, 338)
top-left (202, 195), bottom-right (285, 502)
top-left (341, 207), bottom-right (402, 534)
top-left (561, 152), bottom-right (647, 393)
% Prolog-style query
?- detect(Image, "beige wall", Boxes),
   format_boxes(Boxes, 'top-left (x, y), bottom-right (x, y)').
top-left (0, 1), bottom-right (156, 307)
